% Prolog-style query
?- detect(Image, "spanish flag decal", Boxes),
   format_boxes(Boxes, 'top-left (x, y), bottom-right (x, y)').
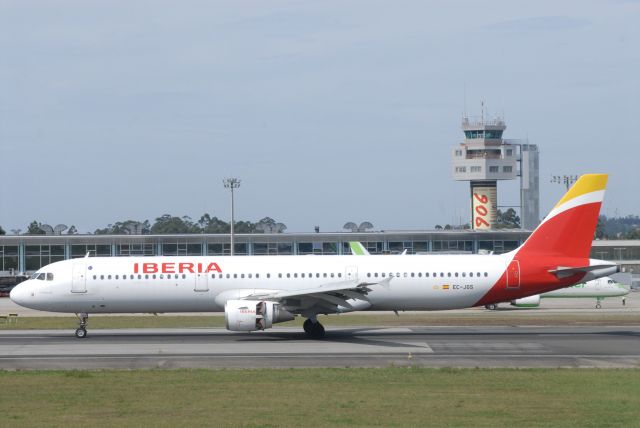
top-left (442, 284), bottom-right (450, 290)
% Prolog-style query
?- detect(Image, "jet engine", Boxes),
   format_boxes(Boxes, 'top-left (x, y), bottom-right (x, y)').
top-left (225, 300), bottom-right (295, 332)
top-left (510, 295), bottom-right (541, 308)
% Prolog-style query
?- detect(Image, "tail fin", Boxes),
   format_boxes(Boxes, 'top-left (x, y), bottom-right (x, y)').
top-left (518, 174), bottom-right (607, 259)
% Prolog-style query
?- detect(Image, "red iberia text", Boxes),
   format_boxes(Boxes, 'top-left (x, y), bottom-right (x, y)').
top-left (133, 262), bottom-right (222, 274)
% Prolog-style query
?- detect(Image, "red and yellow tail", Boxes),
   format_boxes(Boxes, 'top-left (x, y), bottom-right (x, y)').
top-left (476, 174), bottom-right (610, 306)
top-left (518, 174), bottom-right (607, 259)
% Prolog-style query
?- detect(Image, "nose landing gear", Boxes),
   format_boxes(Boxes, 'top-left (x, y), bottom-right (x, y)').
top-left (75, 313), bottom-right (88, 339)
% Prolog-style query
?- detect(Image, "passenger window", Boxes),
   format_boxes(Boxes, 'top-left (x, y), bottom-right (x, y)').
top-left (182, 274), bottom-right (186, 279)
top-left (420, 273), bottom-right (423, 278)
top-left (100, 275), bottom-right (105, 280)
top-left (115, 275), bottom-right (119, 280)
top-left (462, 272), bottom-right (466, 277)
top-left (219, 274), bottom-right (223, 279)
top-left (226, 274), bottom-right (230, 279)
top-left (267, 274), bottom-right (270, 279)
top-left (484, 272), bottom-right (488, 277)
top-left (338, 273), bottom-right (342, 278)
top-left (46, 273), bottom-right (54, 281)
top-left (410, 273), bottom-right (414, 278)
top-left (93, 275), bottom-right (97, 280)
top-left (374, 272), bottom-right (378, 278)
top-left (108, 275), bottom-right (112, 280)
top-left (470, 272), bottom-right (473, 277)
top-left (234, 274), bottom-right (238, 279)
top-left (381, 273), bottom-right (385, 278)
top-left (331, 273), bottom-right (334, 278)
top-left (138, 275), bottom-right (142, 279)
top-left (294, 273), bottom-right (298, 278)
top-left (211, 274), bottom-right (215, 279)
top-left (145, 275), bottom-right (149, 279)
top-left (316, 273), bottom-right (320, 278)
top-left (454, 273), bottom-right (458, 277)
top-left (241, 274), bottom-right (245, 279)
top-left (287, 273), bottom-right (290, 278)
top-left (301, 273), bottom-right (305, 278)
top-left (477, 272), bottom-right (481, 277)
top-left (323, 273), bottom-right (327, 278)
top-left (440, 273), bottom-right (444, 277)
top-left (152, 275), bottom-right (156, 279)
top-left (367, 273), bottom-right (371, 278)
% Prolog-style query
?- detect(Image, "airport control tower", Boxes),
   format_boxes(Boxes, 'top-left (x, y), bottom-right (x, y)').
top-left (452, 114), bottom-right (535, 230)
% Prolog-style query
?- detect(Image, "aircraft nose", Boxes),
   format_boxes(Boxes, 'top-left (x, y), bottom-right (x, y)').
top-left (9, 283), bottom-right (29, 307)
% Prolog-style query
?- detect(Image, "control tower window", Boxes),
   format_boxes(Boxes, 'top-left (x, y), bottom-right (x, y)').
top-left (484, 130), bottom-right (503, 139)
top-left (503, 166), bottom-right (513, 173)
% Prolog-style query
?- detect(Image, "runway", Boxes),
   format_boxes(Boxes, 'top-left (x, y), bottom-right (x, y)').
top-left (2, 325), bottom-right (639, 369)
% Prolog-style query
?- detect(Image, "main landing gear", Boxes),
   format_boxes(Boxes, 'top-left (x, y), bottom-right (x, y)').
top-left (485, 303), bottom-right (498, 310)
top-left (303, 317), bottom-right (325, 339)
top-left (75, 313), bottom-right (88, 339)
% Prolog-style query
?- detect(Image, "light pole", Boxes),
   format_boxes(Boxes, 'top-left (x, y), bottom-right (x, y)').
top-left (550, 175), bottom-right (578, 191)
top-left (223, 178), bottom-right (241, 256)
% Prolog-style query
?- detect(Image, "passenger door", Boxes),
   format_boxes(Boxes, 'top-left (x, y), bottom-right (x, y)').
top-left (506, 260), bottom-right (520, 289)
top-left (195, 272), bottom-right (209, 292)
top-left (71, 261), bottom-right (87, 293)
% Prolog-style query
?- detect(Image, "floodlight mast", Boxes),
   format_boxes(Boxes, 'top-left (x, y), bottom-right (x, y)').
top-left (550, 175), bottom-right (577, 191)
top-left (223, 178), bottom-right (241, 256)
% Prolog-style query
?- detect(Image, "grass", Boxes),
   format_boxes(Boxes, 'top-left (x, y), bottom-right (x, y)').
top-left (1, 311), bottom-right (639, 330)
top-left (1, 368), bottom-right (639, 427)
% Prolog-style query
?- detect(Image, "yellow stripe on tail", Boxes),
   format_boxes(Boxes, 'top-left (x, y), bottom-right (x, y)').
top-left (554, 174), bottom-right (608, 209)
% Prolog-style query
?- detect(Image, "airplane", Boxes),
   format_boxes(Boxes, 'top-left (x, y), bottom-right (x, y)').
top-left (483, 276), bottom-right (628, 310)
top-left (10, 174), bottom-right (619, 339)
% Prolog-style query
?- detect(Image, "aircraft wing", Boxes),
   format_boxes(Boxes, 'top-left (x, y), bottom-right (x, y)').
top-left (244, 277), bottom-right (392, 312)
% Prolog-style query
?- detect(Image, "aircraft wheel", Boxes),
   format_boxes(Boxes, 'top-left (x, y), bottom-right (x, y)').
top-left (485, 304), bottom-right (498, 310)
top-left (303, 318), bottom-right (313, 334)
top-left (308, 322), bottom-right (325, 340)
top-left (75, 328), bottom-right (87, 339)
top-left (596, 303), bottom-right (602, 309)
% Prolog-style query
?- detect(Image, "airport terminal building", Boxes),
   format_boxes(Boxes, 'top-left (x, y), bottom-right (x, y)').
top-left (1, 231), bottom-right (639, 282)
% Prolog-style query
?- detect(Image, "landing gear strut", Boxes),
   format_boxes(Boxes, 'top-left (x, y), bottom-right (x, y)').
top-left (75, 313), bottom-right (88, 339)
top-left (303, 318), bottom-right (325, 339)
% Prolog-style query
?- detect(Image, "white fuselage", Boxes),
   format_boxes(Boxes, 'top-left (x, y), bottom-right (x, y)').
top-left (541, 277), bottom-right (627, 299)
top-left (11, 254), bottom-right (510, 314)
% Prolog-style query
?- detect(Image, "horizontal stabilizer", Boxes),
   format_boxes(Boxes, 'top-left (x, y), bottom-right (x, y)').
top-left (549, 263), bottom-right (619, 279)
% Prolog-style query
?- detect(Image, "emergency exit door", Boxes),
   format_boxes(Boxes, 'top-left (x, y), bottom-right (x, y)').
top-left (345, 266), bottom-right (358, 281)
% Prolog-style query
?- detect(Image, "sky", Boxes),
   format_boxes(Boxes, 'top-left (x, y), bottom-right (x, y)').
top-left (0, 0), bottom-right (638, 233)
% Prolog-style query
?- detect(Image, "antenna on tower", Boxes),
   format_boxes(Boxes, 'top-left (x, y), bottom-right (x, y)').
top-left (481, 100), bottom-right (485, 123)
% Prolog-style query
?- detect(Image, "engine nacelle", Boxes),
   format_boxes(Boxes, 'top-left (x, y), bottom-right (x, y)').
top-left (224, 300), bottom-right (295, 332)
top-left (510, 295), bottom-right (541, 308)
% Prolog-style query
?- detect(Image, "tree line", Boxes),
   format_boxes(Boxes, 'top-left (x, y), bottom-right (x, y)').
top-left (3, 213), bottom-right (640, 238)
top-left (0, 215), bottom-right (287, 235)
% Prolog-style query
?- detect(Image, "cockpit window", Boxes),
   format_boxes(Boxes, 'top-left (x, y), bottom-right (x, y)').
top-left (608, 279), bottom-right (615, 284)
top-left (36, 273), bottom-right (45, 280)
top-left (30, 272), bottom-right (40, 280)
top-left (46, 273), bottom-right (54, 281)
